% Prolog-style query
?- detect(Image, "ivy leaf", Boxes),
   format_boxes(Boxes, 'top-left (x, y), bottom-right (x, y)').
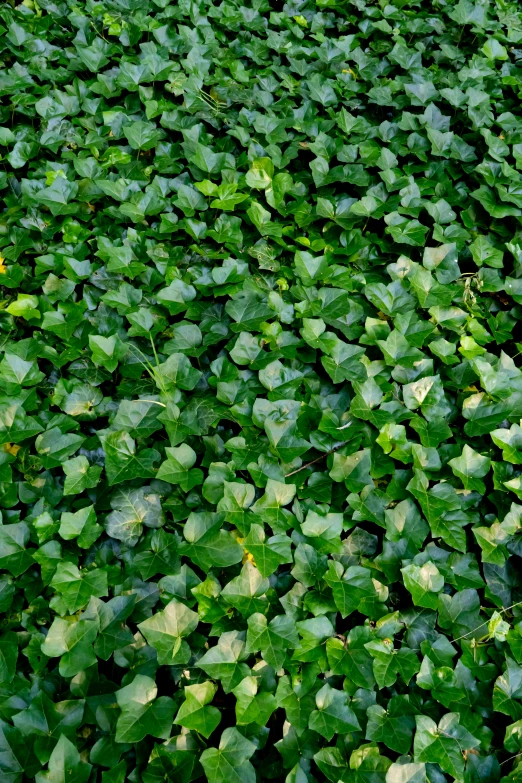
top-left (366, 696), bottom-right (416, 754)
top-left (0, 719), bottom-right (41, 783)
top-left (326, 628), bottom-right (375, 688)
top-left (233, 676), bottom-right (276, 726)
top-left (401, 563), bottom-right (444, 609)
top-left (243, 524), bottom-right (292, 577)
top-left (104, 431), bottom-right (160, 486)
top-left (329, 449), bottom-right (373, 492)
top-left (174, 682), bottom-right (221, 738)
top-left (221, 562), bottom-right (270, 617)
top-left (36, 428), bottom-right (85, 469)
top-left (138, 599), bottom-right (198, 665)
top-left (59, 505), bottom-right (102, 549)
top-left (115, 675), bottom-right (176, 743)
top-left (156, 444), bottom-right (204, 491)
top-left (448, 445), bottom-right (491, 494)
top-left (245, 612), bottom-right (298, 669)
top-left (93, 595), bottom-right (136, 661)
top-left (325, 562), bottom-right (388, 618)
top-left (0, 522), bottom-right (33, 576)
top-left (181, 512), bottom-right (243, 571)
top-left (112, 400), bottom-right (163, 439)
top-left (365, 640), bottom-right (420, 689)
top-left (197, 632), bottom-right (251, 693)
top-left (309, 683), bottom-right (360, 740)
top-left (13, 691), bottom-right (85, 742)
top-left (413, 713), bottom-right (480, 779)
top-left (105, 487), bottom-right (164, 546)
top-left (0, 402), bottom-right (43, 442)
top-left (35, 735), bottom-right (91, 783)
top-left (347, 744), bottom-right (392, 783)
top-left (123, 122), bottom-right (163, 151)
top-left (62, 456), bottom-right (102, 496)
top-left (50, 563), bottom-right (108, 613)
top-left (200, 728), bottom-right (256, 783)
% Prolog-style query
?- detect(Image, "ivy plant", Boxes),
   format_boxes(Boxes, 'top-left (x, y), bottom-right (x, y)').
top-left (2, 0), bottom-right (522, 782)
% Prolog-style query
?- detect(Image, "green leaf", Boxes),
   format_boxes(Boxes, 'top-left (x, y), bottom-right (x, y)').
top-left (221, 562), bottom-right (270, 617)
top-left (233, 676), bottom-right (276, 726)
top-left (309, 683), bottom-right (360, 740)
top-left (36, 428), bottom-right (85, 469)
top-left (174, 682), bottom-right (221, 738)
top-left (182, 512), bottom-right (243, 571)
top-left (59, 505), bottom-right (102, 549)
top-left (104, 431), bottom-right (160, 486)
top-left (156, 444), bottom-right (204, 491)
top-left (50, 562), bottom-right (108, 613)
top-left (325, 562), bottom-right (388, 618)
top-left (245, 158), bottom-right (274, 190)
top-left (62, 456), bottom-right (102, 496)
top-left (330, 449), bottom-right (373, 492)
top-left (138, 598), bottom-right (198, 664)
top-left (413, 713), bottom-right (479, 779)
top-left (365, 640), bottom-right (420, 688)
top-left (123, 121), bottom-right (163, 151)
top-left (243, 524), bottom-right (292, 577)
top-left (35, 735), bottom-right (91, 783)
top-left (89, 334), bottom-right (127, 373)
top-left (112, 400), bottom-right (162, 438)
top-left (246, 612), bottom-right (298, 669)
top-left (448, 444), bottom-right (491, 494)
top-left (366, 696), bottom-right (416, 754)
top-left (0, 522), bottom-right (33, 576)
top-left (200, 728), bottom-right (256, 783)
top-left (115, 675), bottom-right (176, 743)
top-left (401, 563), bottom-right (444, 609)
top-left (197, 631), bottom-right (250, 693)
top-left (105, 487), bottom-right (164, 546)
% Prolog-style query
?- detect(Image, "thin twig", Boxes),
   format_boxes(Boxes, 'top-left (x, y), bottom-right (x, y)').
top-left (501, 753), bottom-right (522, 767)
top-left (440, 731), bottom-right (464, 755)
top-left (451, 599), bottom-right (522, 644)
top-left (285, 437), bottom-right (350, 477)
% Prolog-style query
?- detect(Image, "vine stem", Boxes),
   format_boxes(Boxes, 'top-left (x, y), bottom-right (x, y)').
top-left (451, 599), bottom-right (522, 643)
top-left (501, 753), bottom-right (522, 766)
top-left (285, 428), bottom-right (352, 478)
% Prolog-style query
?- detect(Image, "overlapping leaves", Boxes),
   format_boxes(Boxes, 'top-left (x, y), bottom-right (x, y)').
top-left (3, 0), bottom-right (522, 782)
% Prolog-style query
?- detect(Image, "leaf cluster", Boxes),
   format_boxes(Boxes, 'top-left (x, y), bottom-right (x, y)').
top-left (2, 0), bottom-right (522, 782)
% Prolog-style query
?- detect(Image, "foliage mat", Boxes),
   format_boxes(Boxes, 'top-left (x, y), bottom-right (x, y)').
top-left (2, 0), bottom-right (522, 782)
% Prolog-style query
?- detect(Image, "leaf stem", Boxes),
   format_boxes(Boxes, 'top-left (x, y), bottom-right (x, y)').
top-left (501, 753), bottom-right (522, 766)
top-left (451, 598), bottom-right (522, 643)
top-left (285, 439), bottom-right (350, 477)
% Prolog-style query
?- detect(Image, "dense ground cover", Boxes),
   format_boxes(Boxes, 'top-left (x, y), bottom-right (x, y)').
top-left (2, 0), bottom-right (522, 781)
